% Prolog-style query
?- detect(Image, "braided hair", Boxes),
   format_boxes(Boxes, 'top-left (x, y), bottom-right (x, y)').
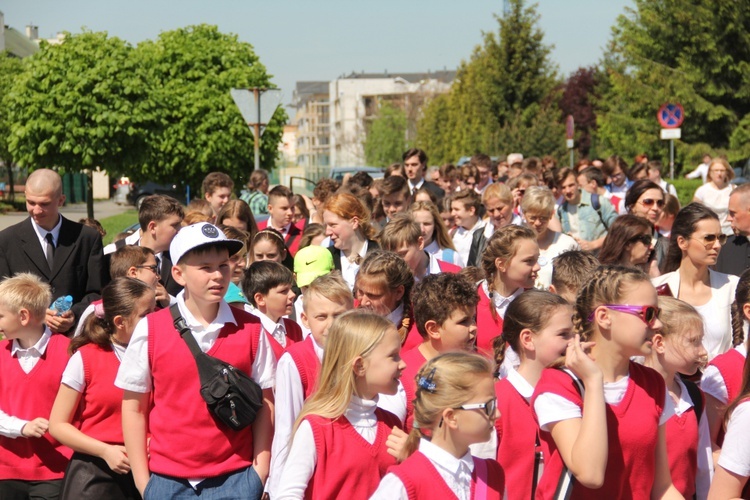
top-left (731, 268), bottom-right (750, 347)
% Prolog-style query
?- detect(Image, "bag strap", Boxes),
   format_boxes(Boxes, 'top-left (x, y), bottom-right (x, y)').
top-left (472, 457), bottom-right (489, 500)
top-left (682, 378), bottom-right (705, 423)
top-left (552, 368), bottom-right (585, 500)
top-left (169, 304), bottom-right (204, 360)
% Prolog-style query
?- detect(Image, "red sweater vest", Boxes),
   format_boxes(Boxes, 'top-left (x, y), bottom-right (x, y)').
top-left (495, 377), bottom-right (548, 499)
top-left (436, 259), bottom-right (461, 274)
top-left (531, 362), bottom-right (665, 499)
top-left (266, 317), bottom-right (304, 361)
top-left (147, 306), bottom-right (263, 478)
top-left (399, 347), bottom-right (427, 432)
top-left (304, 408), bottom-right (402, 499)
top-left (666, 404), bottom-right (699, 498)
top-left (476, 284), bottom-right (503, 357)
top-left (708, 348), bottom-right (745, 447)
top-left (0, 334), bottom-right (72, 480)
top-left (77, 343), bottom-right (124, 445)
top-left (257, 219), bottom-right (305, 257)
top-left (389, 450), bottom-right (505, 499)
top-left (286, 336), bottom-right (321, 399)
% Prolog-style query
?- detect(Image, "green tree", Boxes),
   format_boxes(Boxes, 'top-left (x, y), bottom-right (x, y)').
top-left (7, 31), bottom-right (149, 216)
top-left (364, 102), bottom-right (408, 167)
top-left (0, 52), bottom-right (26, 201)
top-left (597, 0), bottom-right (750, 165)
top-left (416, 0), bottom-right (559, 163)
top-left (134, 25), bottom-right (287, 191)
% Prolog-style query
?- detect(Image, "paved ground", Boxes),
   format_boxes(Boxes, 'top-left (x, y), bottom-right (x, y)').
top-left (0, 199), bottom-right (133, 230)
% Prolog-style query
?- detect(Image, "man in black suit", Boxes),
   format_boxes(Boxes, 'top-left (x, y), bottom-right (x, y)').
top-left (717, 183), bottom-right (750, 276)
top-left (0, 169), bottom-right (107, 333)
top-left (403, 148), bottom-right (445, 201)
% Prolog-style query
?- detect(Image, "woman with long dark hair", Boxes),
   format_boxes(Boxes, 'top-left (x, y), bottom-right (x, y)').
top-left (599, 214), bottom-right (656, 274)
top-left (625, 179), bottom-right (667, 274)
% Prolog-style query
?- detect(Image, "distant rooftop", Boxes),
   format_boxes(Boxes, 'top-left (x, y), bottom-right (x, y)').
top-left (341, 70), bottom-right (456, 84)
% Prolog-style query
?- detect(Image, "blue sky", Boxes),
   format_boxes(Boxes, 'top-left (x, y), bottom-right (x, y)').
top-left (3, 0), bottom-right (632, 106)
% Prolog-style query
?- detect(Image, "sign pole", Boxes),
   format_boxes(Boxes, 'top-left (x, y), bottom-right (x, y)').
top-left (565, 115), bottom-right (575, 169)
top-left (231, 87), bottom-right (282, 173)
top-left (670, 139), bottom-right (675, 180)
top-left (253, 88), bottom-right (261, 172)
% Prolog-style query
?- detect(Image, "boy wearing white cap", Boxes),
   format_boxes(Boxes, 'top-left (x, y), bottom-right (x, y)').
top-left (116, 223), bottom-right (275, 500)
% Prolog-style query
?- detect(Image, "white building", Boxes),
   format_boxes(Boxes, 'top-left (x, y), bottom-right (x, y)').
top-left (329, 70), bottom-right (454, 167)
top-left (292, 81), bottom-right (330, 179)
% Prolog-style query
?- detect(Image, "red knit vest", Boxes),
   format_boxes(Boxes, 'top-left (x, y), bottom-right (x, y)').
top-left (266, 317), bottom-right (304, 361)
top-left (436, 259), bottom-right (461, 274)
top-left (0, 334), bottom-right (72, 480)
top-left (708, 347), bottom-right (745, 447)
top-left (304, 408), bottom-right (402, 499)
top-left (147, 306), bottom-right (262, 478)
top-left (399, 347), bottom-right (427, 432)
top-left (495, 377), bottom-right (547, 500)
top-left (389, 450), bottom-right (505, 499)
top-left (531, 362), bottom-right (665, 499)
top-left (401, 320), bottom-right (422, 354)
top-left (286, 336), bottom-right (321, 399)
top-left (77, 343), bottom-right (124, 444)
top-left (666, 405), bottom-right (699, 498)
top-left (476, 284), bottom-right (503, 357)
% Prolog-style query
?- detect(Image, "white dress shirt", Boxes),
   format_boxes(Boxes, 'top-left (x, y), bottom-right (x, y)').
top-left (30, 215), bottom-right (62, 256)
top-left (452, 219), bottom-right (485, 266)
top-left (340, 240), bottom-right (369, 291)
top-left (61, 342), bottom-right (127, 392)
top-left (250, 308), bottom-right (288, 348)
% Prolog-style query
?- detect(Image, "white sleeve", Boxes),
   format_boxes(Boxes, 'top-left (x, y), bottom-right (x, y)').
top-left (60, 351), bottom-right (86, 393)
top-left (369, 473), bottom-right (408, 500)
top-left (72, 305), bottom-right (95, 338)
top-left (696, 408), bottom-right (715, 499)
top-left (275, 420), bottom-right (318, 499)
top-left (659, 385), bottom-right (675, 426)
top-left (0, 409), bottom-right (28, 438)
top-left (693, 185), bottom-right (705, 201)
top-left (114, 317), bottom-right (152, 393)
top-left (700, 365), bottom-right (728, 404)
top-left (267, 353), bottom-right (305, 497)
top-left (377, 381), bottom-right (407, 425)
top-left (251, 323), bottom-right (276, 390)
top-left (533, 393), bottom-right (582, 431)
top-left (718, 402), bottom-right (750, 477)
top-left (685, 168), bottom-right (702, 180)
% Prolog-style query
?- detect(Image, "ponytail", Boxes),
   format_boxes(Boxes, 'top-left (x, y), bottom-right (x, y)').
top-left (732, 268), bottom-right (750, 347)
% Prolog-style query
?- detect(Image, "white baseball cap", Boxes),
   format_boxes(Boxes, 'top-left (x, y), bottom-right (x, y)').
top-left (169, 222), bottom-right (244, 265)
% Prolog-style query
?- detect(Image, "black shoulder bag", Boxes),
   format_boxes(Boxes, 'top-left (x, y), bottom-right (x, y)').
top-left (169, 304), bottom-right (264, 431)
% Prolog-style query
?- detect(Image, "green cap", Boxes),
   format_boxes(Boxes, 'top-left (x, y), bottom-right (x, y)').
top-left (294, 245), bottom-right (334, 287)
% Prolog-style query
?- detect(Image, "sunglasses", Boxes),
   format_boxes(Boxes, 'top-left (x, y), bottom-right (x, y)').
top-left (691, 233), bottom-right (728, 249)
top-left (588, 304), bottom-right (661, 328)
top-left (136, 264), bottom-right (158, 274)
top-left (453, 397), bottom-right (497, 419)
top-left (640, 198), bottom-right (665, 208)
top-left (631, 234), bottom-right (652, 246)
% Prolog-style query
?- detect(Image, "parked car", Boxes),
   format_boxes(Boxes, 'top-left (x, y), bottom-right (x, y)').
top-left (127, 181), bottom-right (187, 208)
top-left (329, 166), bottom-right (384, 183)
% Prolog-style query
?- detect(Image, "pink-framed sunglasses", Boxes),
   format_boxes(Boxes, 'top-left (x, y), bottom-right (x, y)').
top-left (588, 304), bottom-right (661, 327)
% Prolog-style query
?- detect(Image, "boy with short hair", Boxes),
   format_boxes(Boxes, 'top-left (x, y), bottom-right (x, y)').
top-left (379, 213), bottom-right (460, 281)
top-left (266, 273), bottom-right (352, 498)
top-left (549, 250), bottom-right (600, 304)
top-left (399, 273), bottom-right (479, 431)
top-left (257, 186), bottom-right (304, 257)
top-left (450, 189), bottom-right (485, 265)
top-left (0, 273), bottom-right (72, 499)
top-left (202, 172), bottom-right (234, 217)
top-left (242, 260), bottom-right (303, 361)
top-left (117, 223), bottom-right (275, 499)
top-left (378, 175), bottom-right (411, 221)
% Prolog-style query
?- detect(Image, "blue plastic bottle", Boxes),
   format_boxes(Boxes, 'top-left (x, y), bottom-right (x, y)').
top-left (51, 295), bottom-right (73, 316)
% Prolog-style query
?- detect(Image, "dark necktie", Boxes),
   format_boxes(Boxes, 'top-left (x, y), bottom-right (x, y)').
top-left (45, 233), bottom-right (55, 270)
top-left (155, 255), bottom-right (162, 276)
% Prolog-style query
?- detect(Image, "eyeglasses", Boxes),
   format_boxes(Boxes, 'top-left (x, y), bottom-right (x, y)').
top-left (136, 264), bottom-right (158, 274)
top-left (588, 304), bottom-right (661, 327)
top-left (453, 397), bottom-right (497, 419)
top-left (691, 233), bottom-right (728, 249)
top-left (631, 234), bottom-right (653, 246)
top-left (640, 198), bottom-right (665, 208)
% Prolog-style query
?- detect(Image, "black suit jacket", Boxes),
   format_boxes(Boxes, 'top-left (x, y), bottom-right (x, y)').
top-left (0, 217), bottom-right (108, 322)
top-left (330, 240), bottom-right (380, 271)
top-left (420, 181), bottom-right (445, 201)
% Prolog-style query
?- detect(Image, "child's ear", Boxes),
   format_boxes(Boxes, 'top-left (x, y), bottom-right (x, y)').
top-left (592, 306), bottom-right (612, 330)
top-left (173, 265), bottom-right (187, 287)
top-left (394, 285), bottom-right (405, 303)
top-left (651, 333), bottom-right (666, 354)
top-left (743, 302), bottom-right (750, 323)
top-left (112, 314), bottom-right (126, 331)
top-left (442, 407), bottom-right (459, 430)
top-left (300, 310), bottom-right (310, 330)
top-left (147, 220), bottom-right (157, 235)
top-left (519, 329), bottom-right (535, 352)
top-left (254, 293), bottom-right (267, 308)
top-left (548, 284), bottom-right (558, 294)
top-left (18, 308), bottom-right (31, 327)
top-left (424, 319), bottom-right (441, 341)
top-left (126, 266), bottom-right (138, 278)
top-left (417, 236), bottom-right (425, 252)
top-left (352, 356), bottom-right (366, 376)
top-left (494, 257), bottom-right (506, 273)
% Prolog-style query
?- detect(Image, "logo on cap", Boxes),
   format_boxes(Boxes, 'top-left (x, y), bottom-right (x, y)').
top-left (202, 225), bottom-right (219, 238)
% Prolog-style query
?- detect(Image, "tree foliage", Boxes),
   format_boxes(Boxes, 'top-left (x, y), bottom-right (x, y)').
top-left (364, 102), bottom-right (408, 167)
top-left (415, 0), bottom-right (560, 164)
top-left (559, 67), bottom-right (602, 157)
top-left (597, 0), bottom-right (750, 165)
top-left (0, 52), bottom-right (25, 165)
top-left (134, 25), bottom-right (287, 190)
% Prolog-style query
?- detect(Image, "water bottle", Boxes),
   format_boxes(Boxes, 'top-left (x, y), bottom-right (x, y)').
top-left (51, 295), bottom-right (73, 316)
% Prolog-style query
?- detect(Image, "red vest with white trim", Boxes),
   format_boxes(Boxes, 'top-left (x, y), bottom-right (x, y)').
top-left (475, 284), bottom-right (503, 357)
top-left (266, 317), bottom-right (304, 361)
top-left (77, 343), bottom-right (124, 444)
top-left (303, 409), bottom-right (401, 499)
top-left (286, 336), bottom-right (321, 399)
top-left (0, 334), bottom-right (72, 480)
top-left (399, 347), bottom-right (427, 432)
top-left (708, 347), bottom-right (745, 446)
top-left (147, 306), bottom-right (263, 478)
top-left (666, 404), bottom-right (699, 498)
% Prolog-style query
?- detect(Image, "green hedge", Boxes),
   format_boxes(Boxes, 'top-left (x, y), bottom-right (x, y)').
top-left (668, 178), bottom-right (702, 207)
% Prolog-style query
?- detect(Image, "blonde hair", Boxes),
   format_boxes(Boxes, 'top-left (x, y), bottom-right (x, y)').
top-left (0, 273), bottom-right (52, 321)
top-left (293, 310), bottom-right (394, 432)
top-left (573, 265), bottom-right (652, 342)
top-left (709, 157), bottom-right (735, 181)
top-left (356, 251), bottom-right (414, 317)
top-left (379, 213), bottom-right (422, 250)
top-left (520, 186), bottom-right (556, 217)
top-left (302, 272), bottom-right (353, 312)
top-left (406, 352), bottom-right (494, 454)
top-left (409, 200), bottom-right (455, 250)
top-left (482, 183), bottom-right (512, 205)
top-left (657, 296), bottom-right (703, 339)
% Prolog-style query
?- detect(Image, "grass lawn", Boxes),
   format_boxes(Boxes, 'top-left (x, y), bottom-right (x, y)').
top-left (100, 210), bottom-right (139, 246)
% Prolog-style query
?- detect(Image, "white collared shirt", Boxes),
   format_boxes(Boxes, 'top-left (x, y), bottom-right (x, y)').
top-left (371, 438), bottom-right (476, 500)
top-left (115, 292), bottom-right (276, 393)
top-left (386, 303), bottom-right (405, 327)
top-left (452, 219), bottom-right (485, 266)
top-left (505, 366), bottom-right (535, 401)
top-left (30, 215), bottom-right (62, 256)
top-left (407, 178), bottom-right (425, 194)
top-left (480, 280), bottom-right (523, 319)
top-left (268, 221), bottom-right (291, 239)
top-left (62, 342), bottom-right (128, 392)
top-left (340, 240), bottom-right (369, 291)
top-left (103, 230), bottom-right (141, 255)
top-left (251, 308), bottom-right (288, 348)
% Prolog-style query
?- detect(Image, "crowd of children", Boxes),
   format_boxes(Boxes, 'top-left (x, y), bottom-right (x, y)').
top-left (3, 152), bottom-right (750, 500)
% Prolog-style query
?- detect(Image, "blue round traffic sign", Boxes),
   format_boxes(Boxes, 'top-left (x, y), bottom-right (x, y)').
top-left (657, 103), bottom-right (684, 128)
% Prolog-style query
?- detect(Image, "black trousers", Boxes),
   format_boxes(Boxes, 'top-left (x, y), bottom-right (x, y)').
top-left (0, 479), bottom-right (62, 500)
